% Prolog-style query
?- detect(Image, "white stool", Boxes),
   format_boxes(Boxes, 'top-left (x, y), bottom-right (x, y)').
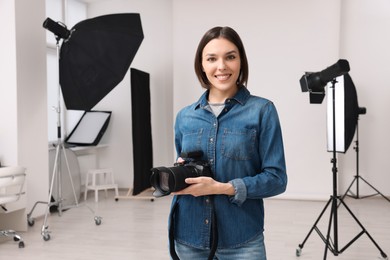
top-left (84, 168), bottom-right (119, 202)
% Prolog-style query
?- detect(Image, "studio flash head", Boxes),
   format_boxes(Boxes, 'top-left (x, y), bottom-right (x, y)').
top-left (300, 59), bottom-right (350, 104)
top-left (43, 17), bottom-right (71, 40)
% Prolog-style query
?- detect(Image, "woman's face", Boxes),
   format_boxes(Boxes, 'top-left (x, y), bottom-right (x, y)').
top-left (202, 37), bottom-right (241, 99)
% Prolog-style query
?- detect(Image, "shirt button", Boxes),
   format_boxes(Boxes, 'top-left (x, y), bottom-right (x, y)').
top-left (205, 198), bottom-right (210, 204)
top-left (210, 138), bottom-right (213, 142)
top-left (205, 219), bottom-right (209, 225)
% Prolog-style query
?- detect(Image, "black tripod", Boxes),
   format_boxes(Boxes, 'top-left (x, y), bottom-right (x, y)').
top-left (341, 115), bottom-right (390, 203)
top-left (296, 80), bottom-right (387, 260)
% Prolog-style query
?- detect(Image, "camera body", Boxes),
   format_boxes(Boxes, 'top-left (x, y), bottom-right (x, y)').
top-left (150, 151), bottom-right (212, 197)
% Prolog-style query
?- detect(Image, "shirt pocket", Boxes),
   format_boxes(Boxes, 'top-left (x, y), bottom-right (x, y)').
top-left (221, 128), bottom-right (256, 161)
top-left (181, 128), bottom-right (204, 154)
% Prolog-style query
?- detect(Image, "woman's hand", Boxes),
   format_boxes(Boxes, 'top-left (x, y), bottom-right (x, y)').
top-left (172, 177), bottom-right (235, 197)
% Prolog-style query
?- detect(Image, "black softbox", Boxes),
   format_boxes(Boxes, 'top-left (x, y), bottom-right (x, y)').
top-left (59, 13), bottom-right (144, 110)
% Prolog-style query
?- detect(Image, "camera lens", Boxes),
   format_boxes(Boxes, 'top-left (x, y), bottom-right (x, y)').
top-left (159, 171), bottom-right (170, 192)
top-left (150, 167), bottom-right (175, 197)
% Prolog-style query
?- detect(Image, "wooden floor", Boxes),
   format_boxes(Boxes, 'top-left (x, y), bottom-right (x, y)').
top-left (1, 190), bottom-right (390, 259)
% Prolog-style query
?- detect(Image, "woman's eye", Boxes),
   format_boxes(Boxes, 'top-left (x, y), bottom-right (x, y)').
top-left (227, 55), bottom-right (236, 60)
top-left (207, 57), bottom-right (216, 62)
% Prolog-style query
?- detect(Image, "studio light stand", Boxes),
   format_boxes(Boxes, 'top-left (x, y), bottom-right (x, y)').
top-left (297, 60), bottom-right (388, 259)
top-left (341, 112), bottom-right (390, 203)
top-left (27, 19), bottom-right (102, 241)
top-left (28, 14), bottom-right (144, 239)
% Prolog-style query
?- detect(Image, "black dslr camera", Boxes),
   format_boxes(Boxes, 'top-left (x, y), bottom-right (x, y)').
top-left (150, 151), bottom-right (212, 198)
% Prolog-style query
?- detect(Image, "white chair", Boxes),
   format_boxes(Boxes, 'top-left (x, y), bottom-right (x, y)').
top-left (0, 166), bottom-right (26, 248)
top-left (84, 168), bottom-right (118, 202)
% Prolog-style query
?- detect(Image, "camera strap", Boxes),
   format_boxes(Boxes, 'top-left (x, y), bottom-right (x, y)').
top-left (169, 196), bottom-right (218, 260)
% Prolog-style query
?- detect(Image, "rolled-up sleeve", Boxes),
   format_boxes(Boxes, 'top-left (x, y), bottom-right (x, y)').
top-left (229, 178), bottom-right (247, 206)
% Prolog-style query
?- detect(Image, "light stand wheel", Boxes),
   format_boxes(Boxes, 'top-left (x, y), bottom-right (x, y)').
top-left (94, 216), bottom-right (102, 225)
top-left (41, 225), bottom-right (51, 241)
top-left (18, 241), bottom-right (25, 248)
top-left (296, 247), bottom-right (302, 257)
top-left (27, 217), bottom-right (35, 226)
top-left (43, 234), bottom-right (51, 241)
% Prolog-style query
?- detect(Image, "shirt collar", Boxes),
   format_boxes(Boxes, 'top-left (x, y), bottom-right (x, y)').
top-left (195, 86), bottom-right (251, 110)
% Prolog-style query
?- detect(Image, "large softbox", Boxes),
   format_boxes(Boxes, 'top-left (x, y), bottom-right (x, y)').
top-left (59, 13), bottom-right (144, 110)
top-left (326, 73), bottom-right (359, 153)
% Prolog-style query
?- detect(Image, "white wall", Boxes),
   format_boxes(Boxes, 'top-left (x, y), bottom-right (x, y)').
top-left (338, 0), bottom-right (390, 196)
top-left (0, 0), bottom-right (18, 166)
top-left (0, 0), bottom-right (48, 216)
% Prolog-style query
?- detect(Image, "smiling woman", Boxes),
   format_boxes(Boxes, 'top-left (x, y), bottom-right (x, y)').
top-left (169, 26), bottom-right (287, 260)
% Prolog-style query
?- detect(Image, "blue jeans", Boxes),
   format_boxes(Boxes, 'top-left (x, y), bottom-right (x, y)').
top-left (174, 233), bottom-right (266, 260)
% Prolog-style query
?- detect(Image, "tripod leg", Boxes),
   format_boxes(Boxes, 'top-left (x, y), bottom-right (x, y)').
top-left (41, 144), bottom-right (61, 241)
top-left (59, 144), bottom-right (102, 225)
top-left (296, 198), bottom-right (332, 257)
top-left (338, 198), bottom-right (388, 258)
top-left (323, 197), bottom-right (337, 259)
top-left (60, 143), bottom-right (80, 206)
top-left (340, 177), bottom-right (357, 201)
top-left (358, 176), bottom-right (390, 203)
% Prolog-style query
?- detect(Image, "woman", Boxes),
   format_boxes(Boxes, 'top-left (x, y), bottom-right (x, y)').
top-left (170, 26), bottom-right (287, 260)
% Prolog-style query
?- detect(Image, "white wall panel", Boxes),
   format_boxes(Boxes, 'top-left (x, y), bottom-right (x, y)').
top-left (338, 0), bottom-right (390, 198)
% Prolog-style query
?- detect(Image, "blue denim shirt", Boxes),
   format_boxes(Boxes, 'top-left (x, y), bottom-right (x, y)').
top-left (171, 87), bottom-right (287, 249)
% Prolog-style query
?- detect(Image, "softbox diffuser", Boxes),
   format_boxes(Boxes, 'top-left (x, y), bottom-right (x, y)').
top-left (59, 13), bottom-right (144, 110)
top-left (65, 111), bottom-right (111, 146)
top-left (130, 68), bottom-right (153, 195)
top-left (326, 73), bottom-right (359, 153)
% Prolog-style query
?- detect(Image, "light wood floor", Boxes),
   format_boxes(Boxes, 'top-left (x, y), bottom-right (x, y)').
top-left (1, 190), bottom-right (390, 259)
